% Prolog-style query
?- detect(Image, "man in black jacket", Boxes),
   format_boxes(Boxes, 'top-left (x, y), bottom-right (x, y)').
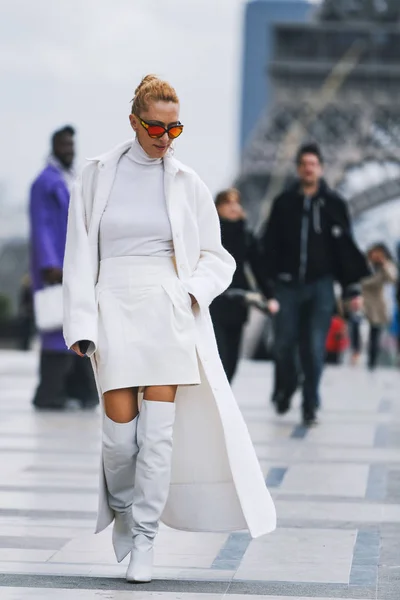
top-left (259, 143), bottom-right (369, 426)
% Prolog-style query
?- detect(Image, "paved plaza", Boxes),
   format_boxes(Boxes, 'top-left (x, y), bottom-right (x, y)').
top-left (0, 349), bottom-right (399, 599)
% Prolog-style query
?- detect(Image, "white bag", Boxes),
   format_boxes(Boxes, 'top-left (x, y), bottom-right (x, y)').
top-left (33, 284), bottom-right (63, 332)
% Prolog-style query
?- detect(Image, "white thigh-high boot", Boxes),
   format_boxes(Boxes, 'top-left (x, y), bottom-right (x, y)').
top-left (126, 400), bottom-right (176, 583)
top-left (103, 415), bottom-right (139, 562)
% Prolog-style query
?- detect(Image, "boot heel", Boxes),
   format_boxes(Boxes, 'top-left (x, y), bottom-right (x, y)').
top-left (126, 534), bottom-right (154, 583)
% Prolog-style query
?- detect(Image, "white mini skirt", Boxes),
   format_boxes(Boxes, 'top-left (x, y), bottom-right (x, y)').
top-left (95, 256), bottom-right (201, 393)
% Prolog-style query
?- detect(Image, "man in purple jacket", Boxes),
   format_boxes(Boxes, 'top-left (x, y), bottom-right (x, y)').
top-left (29, 126), bottom-right (98, 410)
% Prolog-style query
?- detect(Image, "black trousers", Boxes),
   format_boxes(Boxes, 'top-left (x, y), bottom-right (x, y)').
top-left (212, 320), bottom-right (243, 383)
top-left (273, 277), bottom-right (335, 419)
top-left (368, 325), bottom-right (382, 369)
top-left (210, 296), bottom-right (247, 383)
top-left (350, 319), bottom-right (382, 369)
top-left (33, 351), bottom-right (98, 409)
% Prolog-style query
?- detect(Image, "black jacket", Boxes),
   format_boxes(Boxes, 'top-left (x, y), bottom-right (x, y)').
top-left (210, 218), bottom-right (264, 326)
top-left (259, 180), bottom-right (370, 299)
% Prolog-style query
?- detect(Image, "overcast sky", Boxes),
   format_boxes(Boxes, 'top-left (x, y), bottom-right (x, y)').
top-left (0, 0), bottom-right (248, 207)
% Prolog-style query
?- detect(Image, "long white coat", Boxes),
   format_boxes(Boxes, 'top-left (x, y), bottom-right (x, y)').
top-left (63, 140), bottom-right (276, 538)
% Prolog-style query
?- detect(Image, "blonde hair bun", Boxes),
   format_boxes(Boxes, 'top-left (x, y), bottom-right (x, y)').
top-left (134, 74), bottom-right (160, 96)
top-left (131, 74), bottom-right (179, 114)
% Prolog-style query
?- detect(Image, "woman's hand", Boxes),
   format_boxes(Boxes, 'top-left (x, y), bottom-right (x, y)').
top-left (71, 342), bottom-right (85, 357)
top-left (266, 299), bottom-right (280, 315)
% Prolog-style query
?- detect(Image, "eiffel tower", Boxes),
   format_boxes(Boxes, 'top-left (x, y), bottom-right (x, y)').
top-left (237, 0), bottom-right (400, 229)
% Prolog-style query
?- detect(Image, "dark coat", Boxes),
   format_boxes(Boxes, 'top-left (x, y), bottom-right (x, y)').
top-left (210, 218), bottom-right (264, 327)
top-left (258, 180), bottom-right (370, 299)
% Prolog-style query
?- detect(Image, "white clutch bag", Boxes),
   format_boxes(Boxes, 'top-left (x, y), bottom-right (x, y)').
top-left (33, 284), bottom-right (63, 332)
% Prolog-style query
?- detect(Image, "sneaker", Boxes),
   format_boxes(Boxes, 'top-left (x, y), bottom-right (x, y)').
top-left (272, 391), bottom-right (291, 415)
top-left (302, 415), bottom-right (318, 428)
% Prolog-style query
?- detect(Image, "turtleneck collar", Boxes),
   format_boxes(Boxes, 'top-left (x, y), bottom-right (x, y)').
top-left (126, 137), bottom-right (162, 166)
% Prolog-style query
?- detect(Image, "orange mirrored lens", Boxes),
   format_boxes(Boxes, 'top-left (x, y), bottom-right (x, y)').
top-left (147, 125), bottom-right (166, 138)
top-left (168, 126), bottom-right (183, 139)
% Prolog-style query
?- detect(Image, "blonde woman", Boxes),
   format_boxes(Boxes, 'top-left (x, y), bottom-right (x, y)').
top-left (63, 75), bottom-right (276, 583)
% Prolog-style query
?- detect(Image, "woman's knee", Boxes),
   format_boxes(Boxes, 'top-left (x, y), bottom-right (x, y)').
top-left (143, 385), bottom-right (177, 403)
top-left (104, 388), bottom-right (138, 422)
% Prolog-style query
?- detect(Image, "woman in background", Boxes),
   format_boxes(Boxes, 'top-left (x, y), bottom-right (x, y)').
top-left (351, 243), bottom-right (397, 369)
top-left (210, 189), bottom-right (265, 382)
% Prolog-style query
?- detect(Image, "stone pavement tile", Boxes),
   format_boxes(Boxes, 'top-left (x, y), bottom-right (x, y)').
top-left (60, 528), bottom-right (227, 561)
top-left (0, 484), bottom-right (98, 495)
top-left (0, 593), bottom-right (376, 600)
top-left (0, 574), bottom-right (231, 593)
top-left (175, 569), bottom-right (235, 581)
top-left (276, 500), bottom-right (400, 523)
top-left (378, 566), bottom-right (400, 583)
top-left (229, 597), bottom-right (372, 600)
top-left (0, 589), bottom-right (229, 599)
top-left (0, 490), bottom-right (97, 512)
top-left (0, 525), bottom-right (91, 539)
top-left (234, 528), bottom-right (357, 583)
top-left (376, 584), bottom-right (400, 600)
top-left (305, 424), bottom-right (376, 447)
top-left (296, 445), bottom-right (400, 465)
top-left (279, 464), bottom-right (369, 497)
top-left (0, 436), bottom-right (99, 453)
top-left (229, 580), bottom-right (376, 598)
top-left (50, 548), bottom-right (216, 569)
top-left (155, 529), bottom-right (228, 557)
top-left (386, 469), bottom-right (400, 502)
top-left (365, 465), bottom-right (387, 501)
top-left (0, 453), bottom-right (99, 469)
top-left (0, 561), bottom-right (93, 576)
top-left (245, 421), bottom-right (296, 443)
top-left (0, 549), bottom-right (56, 562)
top-left (0, 516), bottom-right (95, 530)
top-left (0, 536), bottom-right (67, 550)
top-left (85, 563), bottom-right (235, 581)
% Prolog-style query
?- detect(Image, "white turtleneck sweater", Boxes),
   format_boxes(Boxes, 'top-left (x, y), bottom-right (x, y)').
top-left (99, 139), bottom-right (174, 260)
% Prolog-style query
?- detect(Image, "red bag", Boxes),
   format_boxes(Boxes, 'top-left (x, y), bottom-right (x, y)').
top-left (326, 316), bottom-right (349, 353)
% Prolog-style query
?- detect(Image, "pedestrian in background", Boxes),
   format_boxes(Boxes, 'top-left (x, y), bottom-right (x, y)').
top-left (258, 142), bottom-right (370, 426)
top-left (357, 243), bottom-right (397, 370)
top-left (29, 126), bottom-right (98, 410)
top-left (210, 188), bottom-right (265, 382)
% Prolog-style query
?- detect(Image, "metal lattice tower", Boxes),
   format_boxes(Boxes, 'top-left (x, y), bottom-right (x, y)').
top-left (237, 0), bottom-right (400, 227)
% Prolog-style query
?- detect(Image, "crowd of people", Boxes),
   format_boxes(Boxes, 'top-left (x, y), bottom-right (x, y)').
top-left (26, 125), bottom-right (399, 418)
top-left (210, 143), bottom-right (400, 426)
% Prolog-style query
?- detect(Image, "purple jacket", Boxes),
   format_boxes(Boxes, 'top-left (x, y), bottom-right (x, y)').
top-left (29, 162), bottom-right (71, 351)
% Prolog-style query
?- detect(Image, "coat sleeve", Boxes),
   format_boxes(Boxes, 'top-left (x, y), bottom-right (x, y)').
top-left (245, 229), bottom-right (267, 294)
top-left (257, 197), bottom-right (282, 299)
top-left (63, 172), bottom-right (98, 355)
top-left (362, 261), bottom-right (398, 290)
top-left (183, 177), bottom-right (236, 311)
top-left (29, 179), bottom-right (62, 271)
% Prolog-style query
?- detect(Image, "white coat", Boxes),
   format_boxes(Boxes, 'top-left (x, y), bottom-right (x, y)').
top-left (63, 140), bottom-right (276, 538)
